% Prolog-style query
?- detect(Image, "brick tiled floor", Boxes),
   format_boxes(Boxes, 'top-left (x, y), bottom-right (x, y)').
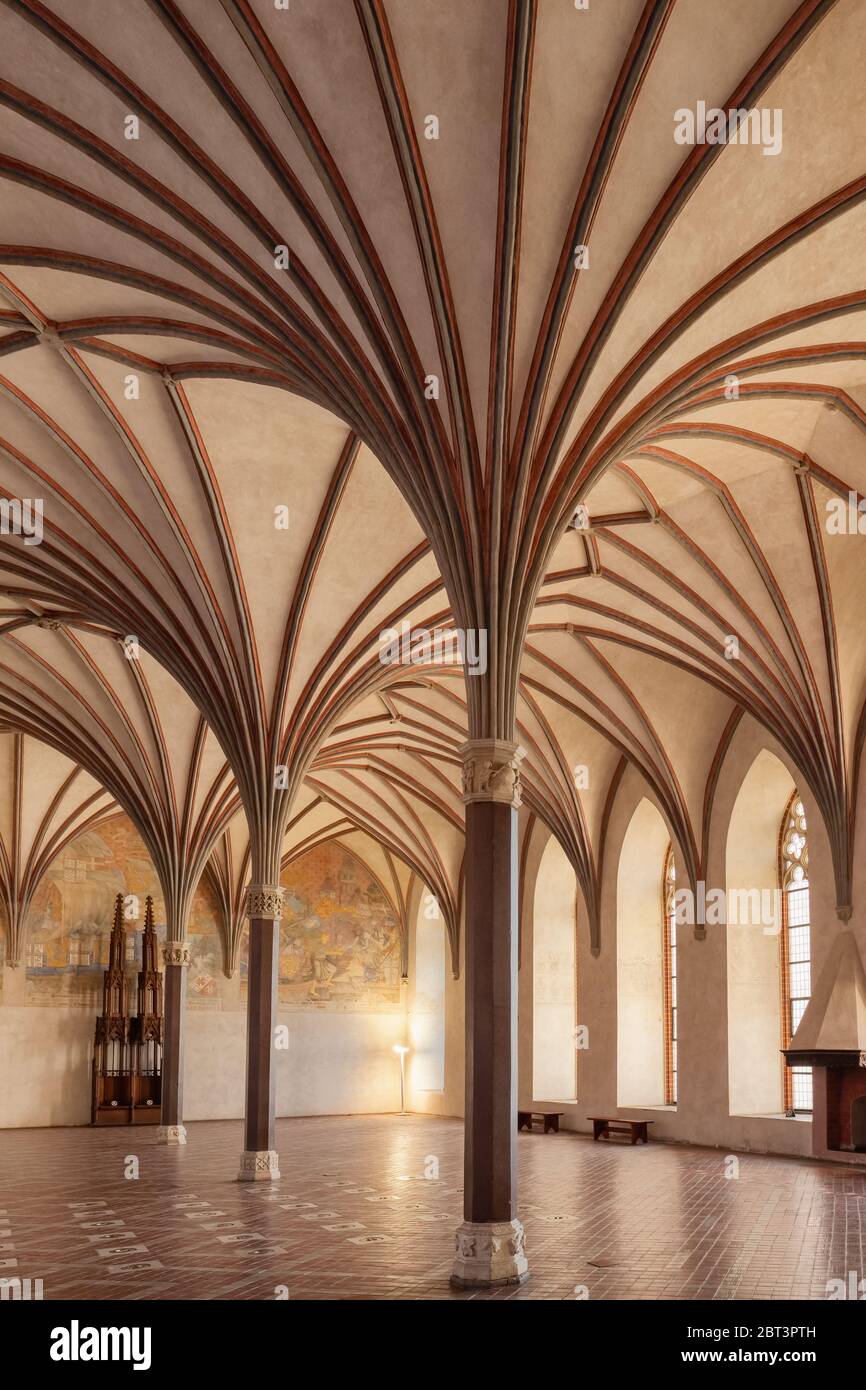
top-left (0, 1114), bottom-right (863, 1300)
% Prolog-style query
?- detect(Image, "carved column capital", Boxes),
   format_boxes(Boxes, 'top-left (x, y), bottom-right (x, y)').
top-left (459, 739), bottom-right (525, 809)
top-left (161, 941), bottom-right (190, 967)
top-left (246, 883), bottom-right (284, 921)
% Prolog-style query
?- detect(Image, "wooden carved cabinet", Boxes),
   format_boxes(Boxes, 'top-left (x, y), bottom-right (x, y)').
top-left (91, 893), bottom-right (163, 1126)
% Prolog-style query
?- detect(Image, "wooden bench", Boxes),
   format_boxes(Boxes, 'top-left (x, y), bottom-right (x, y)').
top-left (518, 1109), bottom-right (564, 1134)
top-left (588, 1116), bottom-right (652, 1145)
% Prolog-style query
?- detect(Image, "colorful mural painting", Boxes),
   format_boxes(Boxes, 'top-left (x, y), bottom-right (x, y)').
top-left (9, 814), bottom-right (402, 1015)
top-left (24, 815), bottom-right (165, 1008)
top-left (273, 842), bottom-right (402, 1011)
top-left (20, 813), bottom-right (231, 1012)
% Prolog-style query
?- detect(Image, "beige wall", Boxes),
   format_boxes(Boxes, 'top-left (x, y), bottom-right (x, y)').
top-left (0, 965), bottom-right (405, 1128)
top-left (187, 1008), bottom-right (406, 1121)
top-left (406, 892), bottom-right (464, 1119)
top-left (515, 725), bottom-right (830, 1162)
top-left (408, 888), bottom-right (446, 1094)
top-left (532, 837), bottom-right (577, 1102)
top-left (726, 749), bottom-right (792, 1116)
top-left (0, 819), bottom-right (410, 1128)
top-left (616, 798), bottom-right (669, 1108)
top-left (0, 871), bottom-right (448, 1131)
top-left (5, 713), bottom-right (866, 1169)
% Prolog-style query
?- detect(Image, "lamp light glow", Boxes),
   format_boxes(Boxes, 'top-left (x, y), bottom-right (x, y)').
top-left (393, 1044), bottom-right (410, 1112)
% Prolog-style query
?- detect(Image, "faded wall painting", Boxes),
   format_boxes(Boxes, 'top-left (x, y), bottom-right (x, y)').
top-left (270, 843), bottom-right (402, 1011)
top-left (24, 814), bottom-right (165, 1008)
top-left (20, 812), bottom-right (238, 1012)
top-left (10, 814), bottom-right (401, 1015)
top-left (186, 874), bottom-right (233, 1011)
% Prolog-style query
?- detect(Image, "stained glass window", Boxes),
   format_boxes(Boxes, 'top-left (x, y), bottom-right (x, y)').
top-left (779, 795), bottom-right (812, 1112)
top-left (663, 844), bottom-right (678, 1105)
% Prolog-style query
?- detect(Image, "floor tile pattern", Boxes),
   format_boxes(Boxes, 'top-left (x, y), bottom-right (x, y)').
top-left (0, 1115), bottom-right (863, 1300)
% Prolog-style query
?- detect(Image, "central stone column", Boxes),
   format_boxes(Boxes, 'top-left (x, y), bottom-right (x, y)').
top-left (238, 883), bottom-right (284, 1181)
top-left (158, 939), bottom-right (190, 1145)
top-left (451, 739), bottom-right (528, 1287)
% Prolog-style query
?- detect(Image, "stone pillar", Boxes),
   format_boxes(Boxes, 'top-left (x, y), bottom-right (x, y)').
top-left (451, 739), bottom-right (528, 1288)
top-left (158, 940), bottom-right (190, 1145)
top-left (238, 884), bottom-right (284, 1181)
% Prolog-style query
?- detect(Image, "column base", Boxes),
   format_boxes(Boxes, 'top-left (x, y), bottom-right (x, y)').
top-left (237, 1149), bottom-right (281, 1182)
top-left (156, 1124), bottom-right (187, 1145)
top-left (450, 1218), bottom-right (528, 1288)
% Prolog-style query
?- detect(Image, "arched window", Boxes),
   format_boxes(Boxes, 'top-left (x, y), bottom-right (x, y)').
top-left (662, 845), bottom-right (678, 1105)
top-left (779, 794), bottom-right (812, 1112)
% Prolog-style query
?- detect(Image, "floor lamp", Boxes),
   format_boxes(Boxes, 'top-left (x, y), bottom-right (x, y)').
top-left (393, 1044), bottom-right (410, 1114)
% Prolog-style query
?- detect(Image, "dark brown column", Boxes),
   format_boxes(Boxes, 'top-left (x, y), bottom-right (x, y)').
top-left (238, 885), bottom-right (283, 1180)
top-left (452, 740), bottom-right (528, 1287)
top-left (158, 940), bottom-right (189, 1144)
top-left (463, 797), bottom-right (518, 1219)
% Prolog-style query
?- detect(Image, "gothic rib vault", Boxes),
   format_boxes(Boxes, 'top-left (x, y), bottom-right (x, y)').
top-left (1, 0), bottom-right (866, 1284)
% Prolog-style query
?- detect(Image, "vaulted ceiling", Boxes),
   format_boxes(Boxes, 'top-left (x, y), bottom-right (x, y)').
top-left (0, 728), bottom-right (115, 962)
top-left (1, 0), bottom-right (864, 952)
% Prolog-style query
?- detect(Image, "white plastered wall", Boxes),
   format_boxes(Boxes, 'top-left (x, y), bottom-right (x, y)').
top-left (7, 712), bottom-right (866, 1156)
top-left (532, 836), bottom-right (577, 1102)
top-left (725, 748), bottom-right (793, 1116)
top-left (514, 720), bottom-right (835, 1159)
top-left (0, 976), bottom-right (406, 1128)
top-left (616, 798), bottom-right (669, 1108)
top-left (406, 883), bottom-right (464, 1119)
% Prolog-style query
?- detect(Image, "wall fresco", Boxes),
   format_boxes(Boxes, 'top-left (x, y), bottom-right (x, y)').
top-left (272, 842), bottom-right (402, 1011)
top-left (23, 815), bottom-right (165, 1008)
top-left (2, 815), bottom-right (401, 1016)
